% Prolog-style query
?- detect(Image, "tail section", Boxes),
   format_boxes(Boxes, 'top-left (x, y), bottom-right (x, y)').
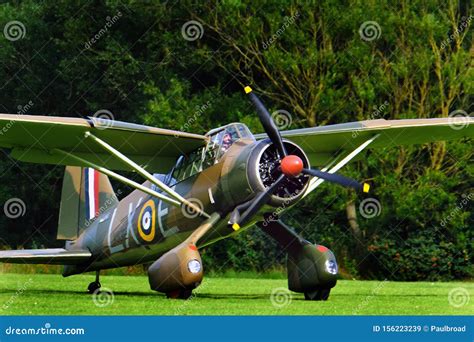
top-left (57, 166), bottom-right (118, 240)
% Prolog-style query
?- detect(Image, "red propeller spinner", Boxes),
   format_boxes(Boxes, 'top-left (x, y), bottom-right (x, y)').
top-left (280, 155), bottom-right (304, 177)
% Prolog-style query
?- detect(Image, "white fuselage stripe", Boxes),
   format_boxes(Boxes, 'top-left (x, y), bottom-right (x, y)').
top-left (87, 168), bottom-right (95, 220)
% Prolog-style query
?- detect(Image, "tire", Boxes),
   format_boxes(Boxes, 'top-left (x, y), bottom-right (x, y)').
top-left (304, 288), bottom-right (331, 301)
top-left (87, 281), bottom-right (101, 294)
top-left (166, 289), bottom-right (193, 300)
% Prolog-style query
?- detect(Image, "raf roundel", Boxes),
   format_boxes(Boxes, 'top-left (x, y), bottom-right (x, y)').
top-left (138, 200), bottom-right (156, 242)
top-left (142, 211), bottom-right (152, 231)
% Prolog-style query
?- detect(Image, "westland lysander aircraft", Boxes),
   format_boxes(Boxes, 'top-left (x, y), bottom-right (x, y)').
top-left (0, 86), bottom-right (472, 300)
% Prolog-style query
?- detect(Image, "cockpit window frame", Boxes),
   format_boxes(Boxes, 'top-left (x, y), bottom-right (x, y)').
top-left (169, 123), bottom-right (254, 185)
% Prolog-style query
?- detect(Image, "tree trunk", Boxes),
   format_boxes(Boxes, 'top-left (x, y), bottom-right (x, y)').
top-left (346, 201), bottom-right (362, 242)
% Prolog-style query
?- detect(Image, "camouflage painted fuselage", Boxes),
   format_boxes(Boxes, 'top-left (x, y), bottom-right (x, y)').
top-left (64, 138), bottom-right (309, 276)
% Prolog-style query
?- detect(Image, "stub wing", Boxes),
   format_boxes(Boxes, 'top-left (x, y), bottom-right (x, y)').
top-left (0, 248), bottom-right (91, 265)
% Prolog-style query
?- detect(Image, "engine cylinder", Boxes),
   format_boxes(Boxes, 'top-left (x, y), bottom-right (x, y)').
top-left (247, 139), bottom-right (310, 207)
top-left (218, 138), bottom-right (310, 214)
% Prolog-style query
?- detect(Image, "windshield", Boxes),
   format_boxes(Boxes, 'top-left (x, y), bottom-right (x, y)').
top-left (170, 123), bottom-right (254, 184)
top-left (205, 123), bottom-right (254, 164)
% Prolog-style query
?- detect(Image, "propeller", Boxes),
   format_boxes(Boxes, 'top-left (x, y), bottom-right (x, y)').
top-left (231, 174), bottom-right (286, 230)
top-left (231, 86), bottom-right (370, 229)
top-left (245, 86), bottom-right (287, 157)
top-left (301, 168), bottom-right (370, 193)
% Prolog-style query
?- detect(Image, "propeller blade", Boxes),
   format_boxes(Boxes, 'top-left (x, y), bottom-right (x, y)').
top-left (302, 168), bottom-right (370, 193)
top-left (244, 86), bottom-right (287, 157)
top-left (234, 174), bottom-right (286, 229)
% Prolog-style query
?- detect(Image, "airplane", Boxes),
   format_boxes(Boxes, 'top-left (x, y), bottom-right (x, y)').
top-left (0, 86), bottom-right (472, 300)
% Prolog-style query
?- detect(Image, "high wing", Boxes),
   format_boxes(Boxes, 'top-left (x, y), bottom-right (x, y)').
top-left (0, 248), bottom-right (91, 264)
top-left (0, 114), bottom-right (207, 173)
top-left (257, 118), bottom-right (473, 165)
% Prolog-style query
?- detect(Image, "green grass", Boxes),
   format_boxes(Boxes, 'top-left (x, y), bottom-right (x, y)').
top-left (0, 273), bottom-right (472, 315)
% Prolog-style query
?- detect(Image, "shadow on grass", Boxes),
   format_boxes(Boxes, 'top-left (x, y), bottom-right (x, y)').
top-left (0, 289), bottom-right (442, 301)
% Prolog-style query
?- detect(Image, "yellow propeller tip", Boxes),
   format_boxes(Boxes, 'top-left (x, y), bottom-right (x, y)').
top-left (363, 183), bottom-right (370, 193)
top-left (232, 223), bottom-right (241, 231)
top-left (244, 86), bottom-right (252, 94)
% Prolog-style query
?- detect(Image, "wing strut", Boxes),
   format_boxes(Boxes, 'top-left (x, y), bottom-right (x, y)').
top-left (303, 134), bottom-right (380, 197)
top-left (82, 132), bottom-right (209, 218)
top-left (53, 149), bottom-right (181, 207)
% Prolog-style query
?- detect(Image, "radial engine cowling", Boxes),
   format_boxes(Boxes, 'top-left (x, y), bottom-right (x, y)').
top-left (218, 138), bottom-right (311, 216)
top-left (247, 139), bottom-right (310, 207)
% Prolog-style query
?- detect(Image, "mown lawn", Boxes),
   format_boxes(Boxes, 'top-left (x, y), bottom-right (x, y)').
top-left (0, 273), bottom-right (472, 315)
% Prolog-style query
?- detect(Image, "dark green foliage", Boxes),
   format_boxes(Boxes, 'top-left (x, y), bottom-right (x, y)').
top-left (0, 1), bottom-right (471, 280)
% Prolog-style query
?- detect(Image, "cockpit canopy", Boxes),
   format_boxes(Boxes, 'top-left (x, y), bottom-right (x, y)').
top-left (205, 123), bottom-right (254, 162)
top-left (169, 123), bottom-right (255, 185)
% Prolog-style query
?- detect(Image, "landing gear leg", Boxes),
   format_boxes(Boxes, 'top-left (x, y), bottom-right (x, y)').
top-left (87, 270), bottom-right (101, 294)
top-left (258, 219), bottom-right (338, 301)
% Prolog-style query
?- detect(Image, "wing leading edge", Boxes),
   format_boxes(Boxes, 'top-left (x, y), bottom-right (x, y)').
top-left (0, 248), bottom-right (91, 265)
top-left (0, 114), bottom-right (207, 173)
top-left (256, 117), bottom-right (473, 165)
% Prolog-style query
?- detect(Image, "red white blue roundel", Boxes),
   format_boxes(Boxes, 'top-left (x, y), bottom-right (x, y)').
top-left (138, 200), bottom-right (155, 242)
